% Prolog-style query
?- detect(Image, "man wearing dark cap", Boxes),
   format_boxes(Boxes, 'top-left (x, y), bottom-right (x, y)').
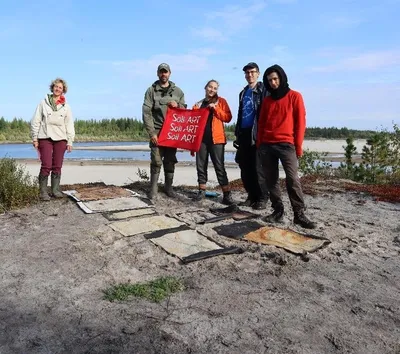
top-left (234, 62), bottom-right (269, 210)
top-left (257, 64), bottom-right (316, 229)
top-left (142, 63), bottom-right (186, 200)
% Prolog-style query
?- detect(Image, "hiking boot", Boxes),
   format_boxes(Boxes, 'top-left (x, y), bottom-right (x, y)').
top-left (38, 175), bottom-right (51, 201)
top-left (252, 200), bottom-right (267, 210)
top-left (222, 191), bottom-right (235, 205)
top-left (193, 189), bottom-right (205, 201)
top-left (238, 197), bottom-right (254, 207)
top-left (164, 173), bottom-right (176, 198)
top-left (51, 173), bottom-right (64, 198)
top-left (148, 171), bottom-right (160, 200)
top-left (294, 211), bottom-right (316, 229)
top-left (263, 207), bottom-right (284, 223)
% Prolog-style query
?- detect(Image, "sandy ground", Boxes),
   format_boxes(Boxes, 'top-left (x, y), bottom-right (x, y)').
top-left (0, 176), bottom-right (399, 353)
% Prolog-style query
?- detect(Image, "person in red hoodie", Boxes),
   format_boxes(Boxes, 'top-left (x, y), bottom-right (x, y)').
top-left (257, 64), bottom-right (316, 229)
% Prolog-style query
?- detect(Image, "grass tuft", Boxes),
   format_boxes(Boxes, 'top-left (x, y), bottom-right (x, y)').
top-left (103, 276), bottom-right (185, 303)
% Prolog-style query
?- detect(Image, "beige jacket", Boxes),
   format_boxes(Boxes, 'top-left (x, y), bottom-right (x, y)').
top-left (30, 95), bottom-right (75, 145)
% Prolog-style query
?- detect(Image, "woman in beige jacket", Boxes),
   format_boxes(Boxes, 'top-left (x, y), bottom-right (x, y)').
top-left (30, 78), bottom-right (75, 201)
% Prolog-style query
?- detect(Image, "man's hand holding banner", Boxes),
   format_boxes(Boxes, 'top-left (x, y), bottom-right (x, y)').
top-left (158, 107), bottom-right (209, 152)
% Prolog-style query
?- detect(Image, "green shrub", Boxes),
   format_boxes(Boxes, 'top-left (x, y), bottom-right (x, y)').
top-left (298, 149), bottom-right (333, 176)
top-left (0, 158), bottom-right (39, 211)
top-left (339, 124), bottom-right (400, 184)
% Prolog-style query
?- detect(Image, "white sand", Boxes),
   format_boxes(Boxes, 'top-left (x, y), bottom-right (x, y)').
top-left (22, 160), bottom-right (246, 187)
top-left (73, 139), bottom-right (368, 154)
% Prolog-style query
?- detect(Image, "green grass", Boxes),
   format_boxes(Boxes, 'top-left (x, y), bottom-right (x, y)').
top-left (103, 276), bottom-right (185, 303)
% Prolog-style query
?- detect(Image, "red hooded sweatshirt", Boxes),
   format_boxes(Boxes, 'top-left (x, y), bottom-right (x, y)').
top-left (257, 90), bottom-right (306, 157)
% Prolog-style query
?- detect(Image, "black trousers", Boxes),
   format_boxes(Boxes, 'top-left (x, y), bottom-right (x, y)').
top-left (196, 142), bottom-right (229, 186)
top-left (259, 143), bottom-right (305, 212)
top-left (150, 144), bottom-right (177, 175)
top-left (235, 141), bottom-right (268, 202)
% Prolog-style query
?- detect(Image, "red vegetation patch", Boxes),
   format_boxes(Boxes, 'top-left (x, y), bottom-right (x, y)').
top-left (229, 178), bottom-right (245, 191)
top-left (61, 181), bottom-right (108, 191)
top-left (298, 175), bottom-right (321, 196)
top-left (343, 183), bottom-right (400, 203)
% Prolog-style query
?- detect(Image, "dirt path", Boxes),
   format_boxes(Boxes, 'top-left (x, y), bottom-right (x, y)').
top-left (0, 183), bottom-right (399, 354)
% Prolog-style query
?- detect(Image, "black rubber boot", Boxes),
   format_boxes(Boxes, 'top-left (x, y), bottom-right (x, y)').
top-left (164, 173), bottom-right (176, 198)
top-left (51, 173), bottom-right (64, 198)
top-left (148, 172), bottom-right (160, 200)
top-left (38, 175), bottom-right (50, 201)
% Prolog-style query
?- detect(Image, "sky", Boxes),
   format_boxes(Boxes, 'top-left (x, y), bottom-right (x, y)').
top-left (0, 0), bottom-right (399, 130)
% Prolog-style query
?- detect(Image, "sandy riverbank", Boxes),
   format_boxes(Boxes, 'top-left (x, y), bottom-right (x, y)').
top-left (21, 159), bottom-right (244, 187)
top-left (18, 138), bottom-right (365, 186)
top-left (72, 139), bottom-right (368, 154)
top-left (19, 138), bottom-right (366, 186)
top-left (18, 143), bottom-right (348, 187)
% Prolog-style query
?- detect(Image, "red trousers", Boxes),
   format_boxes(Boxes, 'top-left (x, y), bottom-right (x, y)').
top-left (38, 139), bottom-right (67, 176)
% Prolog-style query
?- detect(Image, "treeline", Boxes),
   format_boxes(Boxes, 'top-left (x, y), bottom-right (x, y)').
top-left (0, 116), bottom-right (380, 142)
top-left (74, 118), bottom-right (148, 140)
top-left (0, 117), bottom-right (30, 142)
top-left (0, 117), bottom-right (149, 142)
top-left (305, 126), bottom-right (376, 139)
top-left (212, 124), bottom-right (377, 139)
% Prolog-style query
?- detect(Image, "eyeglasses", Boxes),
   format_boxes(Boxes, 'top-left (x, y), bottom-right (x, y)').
top-left (245, 70), bottom-right (258, 75)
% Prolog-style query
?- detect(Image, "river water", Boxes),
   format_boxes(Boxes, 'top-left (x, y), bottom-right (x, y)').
top-left (0, 141), bottom-right (235, 162)
top-left (0, 139), bottom-right (362, 164)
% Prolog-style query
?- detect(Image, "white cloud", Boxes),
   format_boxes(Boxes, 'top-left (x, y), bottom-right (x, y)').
top-left (272, 0), bottom-right (297, 3)
top-left (112, 52), bottom-right (210, 75)
top-left (192, 27), bottom-right (226, 42)
top-left (0, 22), bottom-right (22, 39)
top-left (302, 84), bottom-right (400, 129)
top-left (193, 1), bottom-right (267, 41)
top-left (207, 2), bottom-right (266, 29)
top-left (314, 46), bottom-right (360, 58)
top-left (84, 59), bottom-right (107, 65)
top-left (310, 50), bottom-right (400, 72)
top-left (85, 47), bottom-right (218, 76)
top-left (270, 45), bottom-right (290, 60)
top-left (266, 22), bottom-right (283, 30)
top-left (323, 15), bottom-right (365, 29)
top-left (189, 47), bottom-right (219, 56)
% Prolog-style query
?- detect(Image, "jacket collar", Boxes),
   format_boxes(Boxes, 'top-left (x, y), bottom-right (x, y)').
top-left (153, 80), bottom-right (176, 91)
top-left (45, 94), bottom-right (65, 111)
top-left (244, 81), bottom-right (264, 94)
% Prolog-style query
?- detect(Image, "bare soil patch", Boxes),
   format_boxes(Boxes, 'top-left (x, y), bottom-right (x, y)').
top-left (0, 179), bottom-right (399, 353)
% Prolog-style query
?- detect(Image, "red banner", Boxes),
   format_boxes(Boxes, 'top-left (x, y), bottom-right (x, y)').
top-left (158, 107), bottom-right (209, 152)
